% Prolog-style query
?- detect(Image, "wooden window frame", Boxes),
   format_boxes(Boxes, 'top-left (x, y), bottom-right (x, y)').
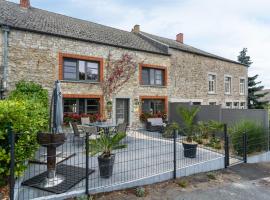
top-left (59, 53), bottom-right (104, 82)
top-left (139, 64), bottom-right (168, 86)
top-left (63, 94), bottom-right (104, 117)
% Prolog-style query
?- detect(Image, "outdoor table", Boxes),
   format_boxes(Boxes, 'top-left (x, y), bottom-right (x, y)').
top-left (87, 122), bottom-right (117, 135)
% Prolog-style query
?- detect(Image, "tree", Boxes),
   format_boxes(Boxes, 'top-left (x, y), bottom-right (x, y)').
top-left (237, 48), bottom-right (268, 109)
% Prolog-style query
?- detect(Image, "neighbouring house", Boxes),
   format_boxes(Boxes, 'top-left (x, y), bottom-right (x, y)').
top-left (0, 0), bottom-right (248, 127)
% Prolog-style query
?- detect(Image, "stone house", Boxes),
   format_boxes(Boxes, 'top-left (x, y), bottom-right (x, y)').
top-left (0, 0), bottom-right (248, 126)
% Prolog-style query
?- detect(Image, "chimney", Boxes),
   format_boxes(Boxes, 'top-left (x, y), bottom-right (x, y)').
top-left (20, 0), bottom-right (30, 8)
top-left (176, 33), bottom-right (184, 43)
top-left (132, 24), bottom-right (140, 33)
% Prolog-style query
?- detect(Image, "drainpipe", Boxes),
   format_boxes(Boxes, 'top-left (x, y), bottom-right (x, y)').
top-left (1, 25), bottom-right (10, 99)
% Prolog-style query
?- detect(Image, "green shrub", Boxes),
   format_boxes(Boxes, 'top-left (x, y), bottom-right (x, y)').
top-left (162, 122), bottom-right (179, 138)
top-left (0, 81), bottom-right (49, 183)
top-left (229, 120), bottom-right (266, 155)
top-left (135, 187), bottom-right (146, 197)
top-left (177, 179), bottom-right (188, 188)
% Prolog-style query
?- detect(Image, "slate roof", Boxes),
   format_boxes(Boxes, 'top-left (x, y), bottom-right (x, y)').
top-left (0, 0), bottom-right (168, 55)
top-left (140, 32), bottom-right (245, 65)
top-left (0, 0), bottom-right (245, 65)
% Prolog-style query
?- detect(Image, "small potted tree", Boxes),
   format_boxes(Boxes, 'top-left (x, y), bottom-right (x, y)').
top-left (177, 106), bottom-right (200, 158)
top-left (89, 132), bottom-right (127, 178)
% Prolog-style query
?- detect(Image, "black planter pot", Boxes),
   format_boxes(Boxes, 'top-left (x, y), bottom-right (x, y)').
top-left (98, 154), bottom-right (115, 178)
top-left (182, 142), bottom-right (198, 158)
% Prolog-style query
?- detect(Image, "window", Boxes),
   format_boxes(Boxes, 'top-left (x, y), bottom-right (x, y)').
top-left (240, 78), bottom-right (246, 95)
top-left (192, 102), bottom-right (201, 105)
top-left (63, 58), bottom-right (100, 82)
top-left (209, 102), bottom-right (217, 106)
top-left (63, 98), bottom-right (100, 114)
top-left (141, 67), bottom-right (165, 86)
top-left (208, 74), bottom-right (216, 93)
top-left (240, 102), bottom-right (246, 109)
top-left (233, 102), bottom-right (239, 109)
top-left (142, 99), bottom-right (165, 114)
top-left (225, 76), bottom-right (232, 94)
top-left (225, 102), bottom-right (232, 109)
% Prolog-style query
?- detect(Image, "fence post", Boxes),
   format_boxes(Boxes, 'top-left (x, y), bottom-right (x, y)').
top-left (9, 125), bottom-right (15, 200)
top-left (224, 124), bottom-right (229, 168)
top-left (85, 132), bottom-right (89, 196)
top-left (243, 132), bottom-right (247, 163)
top-left (173, 129), bottom-right (177, 179)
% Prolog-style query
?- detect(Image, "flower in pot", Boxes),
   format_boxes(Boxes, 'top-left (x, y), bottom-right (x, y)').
top-left (177, 106), bottom-right (200, 158)
top-left (89, 132), bottom-right (127, 178)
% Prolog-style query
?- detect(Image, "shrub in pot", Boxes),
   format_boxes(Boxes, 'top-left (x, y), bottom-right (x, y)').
top-left (162, 122), bottom-right (179, 138)
top-left (177, 106), bottom-right (200, 158)
top-left (89, 132), bottom-right (127, 178)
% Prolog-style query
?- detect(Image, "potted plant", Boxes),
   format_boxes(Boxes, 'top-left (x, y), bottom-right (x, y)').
top-left (162, 122), bottom-right (179, 138)
top-left (89, 132), bottom-right (127, 178)
top-left (177, 106), bottom-right (200, 158)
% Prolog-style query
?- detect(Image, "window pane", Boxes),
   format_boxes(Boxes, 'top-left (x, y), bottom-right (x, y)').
top-left (150, 69), bottom-right (155, 85)
top-left (86, 99), bottom-right (99, 114)
top-left (142, 69), bottom-right (149, 85)
top-left (79, 61), bottom-right (85, 80)
top-left (63, 59), bottom-right (77, 80)
top-left (155, 70), bottom-right (162, 85)
top-left (63, 99), bottom-right (77, 113)
top-left (79, 99), bottom-right (85, 114)
top-left (86, 62), bottom-right (99, 81)
top-left (142, 99), bottom-right (165, 114)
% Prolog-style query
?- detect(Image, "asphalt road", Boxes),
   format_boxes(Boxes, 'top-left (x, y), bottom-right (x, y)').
top-left (174, 163), bottom-right (270, 200)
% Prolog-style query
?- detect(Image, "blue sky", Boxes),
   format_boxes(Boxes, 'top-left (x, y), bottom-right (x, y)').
top-left (10, 0), bottom-right (270, 88)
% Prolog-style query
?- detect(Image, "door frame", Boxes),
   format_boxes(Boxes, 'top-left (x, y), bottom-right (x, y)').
top-left (113, 96), bottom-right (132, 125)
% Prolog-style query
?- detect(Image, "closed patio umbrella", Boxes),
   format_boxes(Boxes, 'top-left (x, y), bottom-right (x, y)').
top-left (53, 80), bottom-right (63, 133)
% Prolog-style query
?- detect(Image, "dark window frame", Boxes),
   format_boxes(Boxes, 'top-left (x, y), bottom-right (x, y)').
top-left (63, 58), bottom-right (100, 82)
top-left (141, 67), bottom-right (165, 86)
top-left (142, 99), bottom-right (165, 114)
top-left (63, 98), bottom-right (100, 114)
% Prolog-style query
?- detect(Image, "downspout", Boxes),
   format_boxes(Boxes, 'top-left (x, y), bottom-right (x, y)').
top-left (1, 25), bottom-right (10, 98)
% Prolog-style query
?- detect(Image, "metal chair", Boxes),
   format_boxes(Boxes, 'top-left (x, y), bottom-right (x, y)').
top-left (79, 125), bottom-right (102, 140)
top-left (70, 122), bottom-right (84, 146)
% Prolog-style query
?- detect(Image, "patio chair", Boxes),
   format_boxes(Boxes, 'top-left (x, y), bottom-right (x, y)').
top-left (81, 117), bottom-right (90, 125)
top-left (146, 118), bottom-right (166, 133)
top-left (70, 122), bottom-right (84, 146)
top-left (79, 125), bottom-right (102, 140)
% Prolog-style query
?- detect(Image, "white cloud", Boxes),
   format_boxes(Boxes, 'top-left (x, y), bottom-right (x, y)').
top-left (8, 0), bottom-right (270, 88)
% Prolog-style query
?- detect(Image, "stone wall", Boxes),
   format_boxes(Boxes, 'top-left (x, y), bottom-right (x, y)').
top-left (0, 31), bottom-right (3, 80)
top-left (6, 29), bottom-right (170, 126)
top-left (169, 49), bottom-right (248, 107)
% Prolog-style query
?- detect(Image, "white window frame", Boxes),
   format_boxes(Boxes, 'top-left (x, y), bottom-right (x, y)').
top-left (208, 73), bottom-right (217, 94)
top-left (225, 102), bottom-right (233, 109)
top-left (240, 102), bottom-right (246, 109)
top-left (233, 101), bottom-right (239, 109)
top-left (239, 78), bottom-right (246, 95)
top-left (224, 75), bottom-right (232, 95)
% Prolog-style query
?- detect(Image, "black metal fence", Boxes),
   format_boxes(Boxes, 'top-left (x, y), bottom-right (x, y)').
top-left (8, 125), bottom-right (269, 200)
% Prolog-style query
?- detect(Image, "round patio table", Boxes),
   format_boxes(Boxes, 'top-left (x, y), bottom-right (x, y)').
top-left (87, 122), bottom-right (117, 135)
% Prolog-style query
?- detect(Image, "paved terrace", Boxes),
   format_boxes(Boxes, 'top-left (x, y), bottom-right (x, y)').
top-left (16, 130), bottom-right (224, 200)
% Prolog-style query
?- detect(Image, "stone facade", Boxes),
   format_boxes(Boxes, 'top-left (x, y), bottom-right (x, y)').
top-left (1, 28), bottom-right (248, 126)
top-left (169, 49), bottom-right (248, 107)
top-left (4, 29), bottom-right (170, 126)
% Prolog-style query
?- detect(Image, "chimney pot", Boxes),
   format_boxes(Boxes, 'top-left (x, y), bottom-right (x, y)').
top-left (132, 25), bottom-right (140, 33)
top-left (176, 33), bottom-right (184, 43)
top-left (20, 0), bottom-right (30, 8)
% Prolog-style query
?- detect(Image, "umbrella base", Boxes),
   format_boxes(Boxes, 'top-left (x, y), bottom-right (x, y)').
top-left (42, 170), bottom-right (65, 188)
